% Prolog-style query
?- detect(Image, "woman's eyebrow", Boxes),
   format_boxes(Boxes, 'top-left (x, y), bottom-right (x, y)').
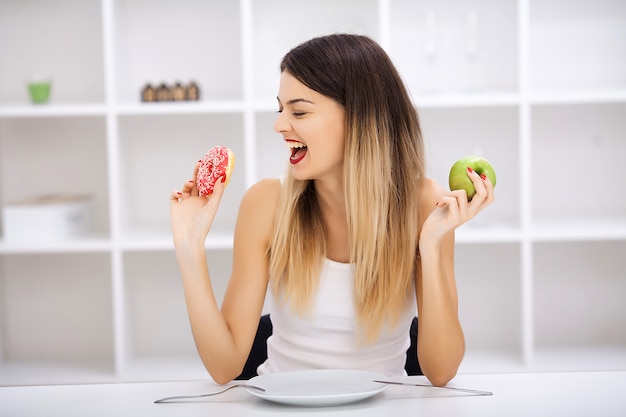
top-left (276, 97), bottom-right (315, 105)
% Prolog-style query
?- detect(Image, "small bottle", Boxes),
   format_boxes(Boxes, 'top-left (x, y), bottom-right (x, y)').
top-left (155, 82), bottom-right (172, 102)
top-left (172, 82), bottom-right (186, 101)
top-left (186, 81), bottom-right (200, 101)
top-left (141, 83), bottom-right (156, 102)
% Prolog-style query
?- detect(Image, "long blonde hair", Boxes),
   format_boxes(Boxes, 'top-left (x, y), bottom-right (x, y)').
top-left (269, 34), bottom-right (425, 341)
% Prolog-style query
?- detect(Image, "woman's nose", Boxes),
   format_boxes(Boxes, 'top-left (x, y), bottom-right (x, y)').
top-left (274, 112), bottom-right (290, 133)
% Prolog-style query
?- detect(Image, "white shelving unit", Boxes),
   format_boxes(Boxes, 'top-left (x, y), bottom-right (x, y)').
top-left (0, 0), bottom-right (624, 386)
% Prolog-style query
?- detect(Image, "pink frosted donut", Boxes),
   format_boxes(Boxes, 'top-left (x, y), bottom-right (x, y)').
top-left (196, 146), bottom-right (235, 196)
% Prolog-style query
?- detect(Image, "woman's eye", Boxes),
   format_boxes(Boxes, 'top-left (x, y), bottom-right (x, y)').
top-left (275, 108), bottom-right (305, 117)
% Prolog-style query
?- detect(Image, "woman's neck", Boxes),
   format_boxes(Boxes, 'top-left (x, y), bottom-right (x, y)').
top-left (314, 178), bottom-right (350, 263)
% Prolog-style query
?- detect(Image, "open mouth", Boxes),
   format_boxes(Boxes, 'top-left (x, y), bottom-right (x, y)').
top-left (286, 140), bottom-right (307, 164)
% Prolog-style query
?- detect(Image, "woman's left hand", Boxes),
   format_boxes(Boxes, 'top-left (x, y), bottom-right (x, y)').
top-left (420, 167), bottom-right (495, 245)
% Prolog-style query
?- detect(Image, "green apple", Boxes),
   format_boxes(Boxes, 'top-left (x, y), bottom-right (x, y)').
top-left (448, 156), bottom-right (497, 201)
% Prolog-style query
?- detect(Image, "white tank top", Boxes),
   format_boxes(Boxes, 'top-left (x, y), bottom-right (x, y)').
top-left (257, 257), bottom-right (416, 377)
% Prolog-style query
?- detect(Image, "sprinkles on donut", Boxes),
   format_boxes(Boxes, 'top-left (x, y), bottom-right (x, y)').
top-left (197, 146), bottom-right (235, 196)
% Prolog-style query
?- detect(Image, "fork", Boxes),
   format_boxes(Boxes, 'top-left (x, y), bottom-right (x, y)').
top-left (154, 384), bottom-right (266, 403)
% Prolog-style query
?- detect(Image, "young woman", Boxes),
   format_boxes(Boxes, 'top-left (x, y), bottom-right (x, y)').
top-left (170, 34), bottom-right (495, 387)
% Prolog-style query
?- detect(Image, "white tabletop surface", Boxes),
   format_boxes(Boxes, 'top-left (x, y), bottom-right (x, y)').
top-left (1, 371), bottom-right (625, 417)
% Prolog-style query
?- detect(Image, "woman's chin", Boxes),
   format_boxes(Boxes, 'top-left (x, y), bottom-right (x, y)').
top-left (289, 167), bottom-right (311, 182)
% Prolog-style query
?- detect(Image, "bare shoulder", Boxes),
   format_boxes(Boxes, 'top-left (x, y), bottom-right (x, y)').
top-left (420, 177), bottom-right (446, 205)
top-left (418, 177), bottom-right (446, 222)
top-left (240, 178), bottom-right (281, 212)
top-left (236, 178), bottom-right (281, 244)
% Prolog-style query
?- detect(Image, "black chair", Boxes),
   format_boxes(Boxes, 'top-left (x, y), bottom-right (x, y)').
top-left (235, 314), bottom-right (422, 380)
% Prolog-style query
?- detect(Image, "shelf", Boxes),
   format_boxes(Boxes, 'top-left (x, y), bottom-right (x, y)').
top-left (0, 117), bottom-right (111, 240)
top-left (533, 241), bottom-right (626, 366)
top-left (532, 347), bottom-right (626, 372)
top-left (413, 92), bottom-right (520, 109)
top-left (456, 243), bottom-right (522, 356)
top-left (0, 236), bottom-right (111, 254)
top-left (532, 218), bottom-right (626, 242)
top-left (389, 0), bottom-right (518, 97)
top-left (0, 253), bottom-right (115, 385)
top-left (0, 0), bottom-right (105, 105)
top-left (122, 250), bottom-right (233, 380)
top-left (529, 0), bottom-right (626, 93)
top-left (455, 223), bottom-right (521, 244)
top-left (419, 105), bottom-right (520, 228)
top-left (113, 0), bottom-right (243, 103)
top-left (459, 350), bottom-right (525, 374)
top-left (120, 231), bottom-right (233, 251)
top-left (0, 360), bottom-right (116, 387)
top-left (530, 89), bottom-right (626, 105)
top-left (531, 103), bottom-right (626, 221)
top-left (250, 0), bottom-right (379, 101)
top-left (116, 113), bottom-right (246, 236)
top-left (123, 251), bottom-right (197, 363)
top-left (1, 0), bottom-right (625, 387)
top-left (0, 104), bottom-right (107, 118)
top-left (115, 100), bottom-right (246, 116)
top-left (120, 357), bottom-right (208, 383)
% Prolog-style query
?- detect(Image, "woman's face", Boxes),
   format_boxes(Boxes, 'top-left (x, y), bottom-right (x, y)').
top-left (274, 71), bottom-right (346, 182)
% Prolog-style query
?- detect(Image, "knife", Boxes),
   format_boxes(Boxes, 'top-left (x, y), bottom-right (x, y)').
top-left (373, 380), bottom-right (493, 396)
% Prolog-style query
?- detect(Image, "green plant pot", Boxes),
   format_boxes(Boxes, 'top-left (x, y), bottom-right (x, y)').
top-left (28, 82), bottom-right (52, 104)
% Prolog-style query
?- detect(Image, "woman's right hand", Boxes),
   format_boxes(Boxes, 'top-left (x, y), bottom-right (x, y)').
top-left (170, 161), bottom-right (226, 247)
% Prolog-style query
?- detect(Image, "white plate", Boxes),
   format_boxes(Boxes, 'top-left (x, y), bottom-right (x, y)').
top-left (246, 369), bottom-right (388, 407)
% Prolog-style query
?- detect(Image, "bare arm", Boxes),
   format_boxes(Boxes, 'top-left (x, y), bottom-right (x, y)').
top-left (171, 174), bottom-right (280, 384)
top-left (415, 170), bottom-right (494, 386)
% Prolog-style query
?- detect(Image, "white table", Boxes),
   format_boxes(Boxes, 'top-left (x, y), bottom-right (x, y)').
top-left (1, 371), bottom-right (624, 417)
